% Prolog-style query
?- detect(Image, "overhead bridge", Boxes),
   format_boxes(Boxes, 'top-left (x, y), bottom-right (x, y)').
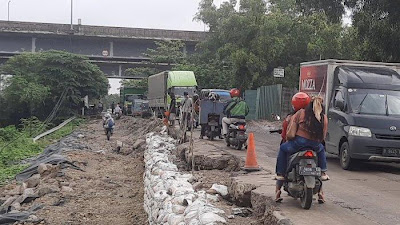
top-left (0, 21), bottom-right (206, 77)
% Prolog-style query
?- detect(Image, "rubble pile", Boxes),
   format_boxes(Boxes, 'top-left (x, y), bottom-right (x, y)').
top-left (144, 130), bottom-right (227, 225)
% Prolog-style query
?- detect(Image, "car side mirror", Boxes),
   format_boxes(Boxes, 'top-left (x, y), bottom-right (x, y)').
top-left (335, 99), bottom-right (345, 111)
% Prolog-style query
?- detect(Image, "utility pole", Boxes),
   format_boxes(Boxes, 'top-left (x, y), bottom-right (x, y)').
top-left (8, 0), bottom-right (11, 21)
top-left (70, 0), bottom-right (73, 30)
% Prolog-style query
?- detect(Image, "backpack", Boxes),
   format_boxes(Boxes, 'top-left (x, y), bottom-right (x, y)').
top-left (107, 119), bottom-right (114, 127)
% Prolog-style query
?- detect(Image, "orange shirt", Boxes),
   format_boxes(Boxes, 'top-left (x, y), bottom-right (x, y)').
top-left (286, 109), bottom-right (328, 142)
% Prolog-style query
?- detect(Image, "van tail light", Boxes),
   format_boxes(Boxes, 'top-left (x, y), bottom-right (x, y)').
top-left (239, 125), bottom-right (245, 130)
top-left (304, 150), bottom-right (314, 158)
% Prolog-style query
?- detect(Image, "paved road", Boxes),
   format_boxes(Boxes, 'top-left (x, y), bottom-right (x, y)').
top-left (196, 123), bottom-right (400, 225)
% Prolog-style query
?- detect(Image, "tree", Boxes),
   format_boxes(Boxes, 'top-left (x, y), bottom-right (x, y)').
top-left (120, 40), bottom-right (188, 89)
top-left (193, 0), bottom-right (348, 90)
top-left (0, 51), bottom-right (108, 125)
top-left (144, 40), bottom-right (186, 65)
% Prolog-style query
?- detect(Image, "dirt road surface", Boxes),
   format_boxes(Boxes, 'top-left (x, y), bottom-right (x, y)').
top-left (26, 117), bottom-right (149, 225)
top-left (195, 121), bottom-right (400, 225)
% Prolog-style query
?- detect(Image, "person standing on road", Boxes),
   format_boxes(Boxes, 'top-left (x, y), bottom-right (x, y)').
top-left (111, 102), bottom-right (115, 114)
top-left (222, 88), bottom-right (249, 137)
top-left (275, 96), bottom-right (329, 202)
top-left (181, 92), bottom-right (193, 129)
top-left (169, 93), bottom-right (177, 126)
top-left (98, 102), bottom-right (103, 113)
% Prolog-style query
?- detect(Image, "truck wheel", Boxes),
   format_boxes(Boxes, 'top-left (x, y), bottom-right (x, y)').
top-left (340, 142), bottom-right (356, 170)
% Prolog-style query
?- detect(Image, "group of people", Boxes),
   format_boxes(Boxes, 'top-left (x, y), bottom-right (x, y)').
top-left (170, 89), bottom-right (330, 204)
top-left (110, 102), bottom-right (122, 115)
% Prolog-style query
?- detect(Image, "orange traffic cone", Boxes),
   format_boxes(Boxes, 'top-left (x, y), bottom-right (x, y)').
top-left (242, 133), bottom-right (261, 171)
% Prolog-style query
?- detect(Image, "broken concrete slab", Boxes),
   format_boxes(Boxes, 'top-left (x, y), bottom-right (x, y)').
top-left (176, 139), bottom-right (243, 171)
top-left (26, 174), bottom-right (41, 188)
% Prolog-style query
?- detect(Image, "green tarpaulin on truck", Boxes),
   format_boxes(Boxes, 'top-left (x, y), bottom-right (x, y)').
top-left (167, 71), bottom-right (198, 88)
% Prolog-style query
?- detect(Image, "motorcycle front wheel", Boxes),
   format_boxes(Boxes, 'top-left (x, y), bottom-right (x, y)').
top-left (300, 185), bottom-right (313, 210)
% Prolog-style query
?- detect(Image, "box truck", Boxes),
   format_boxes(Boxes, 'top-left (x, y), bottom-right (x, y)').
top-left (148, 71), bottom-right (197, 116)
top-left (299, 59), bottom-right (400, 169)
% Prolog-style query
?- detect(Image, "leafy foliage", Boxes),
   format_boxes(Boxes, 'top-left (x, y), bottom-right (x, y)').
top-left (0, 118), bottom-right (84, 184)
top-left (0, 51), bottom-right (108, 125)
top-left (193, 0), bottom-right (347, 90)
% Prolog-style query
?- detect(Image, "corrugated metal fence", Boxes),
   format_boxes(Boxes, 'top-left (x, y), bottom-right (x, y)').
top-left (244, 90), bottom-right (258, 120)
top-left (245, 85), bottom-right (297, 120)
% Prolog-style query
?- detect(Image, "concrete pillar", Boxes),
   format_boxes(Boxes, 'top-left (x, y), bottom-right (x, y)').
top-left (110, 41), bottom-right (114, 57)
top-left (118, 65), bottom-right (122, 77)
top-left (31, 37), bottom-right (36, 52)
top-left (183, 45), bottom-right (187, 57)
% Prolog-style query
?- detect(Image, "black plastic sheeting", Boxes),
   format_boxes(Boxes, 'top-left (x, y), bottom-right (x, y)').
top-left (0, 132), bottom-right (85, 224)
top-left (16, 132), bottom-right (86, 181)
top-left (0, 205), bottom-right (43, 224)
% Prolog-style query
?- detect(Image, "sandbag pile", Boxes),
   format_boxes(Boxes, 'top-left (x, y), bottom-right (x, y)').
top-left (144, 131), bottom-right (226, 225)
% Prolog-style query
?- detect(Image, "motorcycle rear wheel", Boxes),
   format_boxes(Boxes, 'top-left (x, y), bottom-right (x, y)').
top-left (107, 131), bottom-right (111, 141)
top-left (300, 185), bottom-right (313, 210)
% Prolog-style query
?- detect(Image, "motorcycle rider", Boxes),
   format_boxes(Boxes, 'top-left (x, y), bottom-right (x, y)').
top-left (275, 96), bottom-right (329, 202)
top-left (281, 92), bottom-right (311, 143)
top-left (222, 88), bottom-right (249, 138)
top-left (103, 113), bottom-right (115, 131)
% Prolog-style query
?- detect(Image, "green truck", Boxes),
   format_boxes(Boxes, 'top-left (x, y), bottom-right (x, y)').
top-left (148, 71), bottom-right (198, 116)
top-left (120, 87), bottom-right (146, 115)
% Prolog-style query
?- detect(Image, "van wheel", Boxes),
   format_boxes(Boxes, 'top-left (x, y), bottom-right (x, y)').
top-left (340, 142), bottom-right (356, 170)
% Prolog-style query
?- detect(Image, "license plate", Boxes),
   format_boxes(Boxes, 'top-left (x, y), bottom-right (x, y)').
top-left (383, 148), bottom-right (400, 157)
top-left (299, 167), bottom-right (321, 176)
top-left (208, 121), bottom-right (218, 126)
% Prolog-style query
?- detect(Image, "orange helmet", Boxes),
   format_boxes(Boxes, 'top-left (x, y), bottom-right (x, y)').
top-left (292, 92), bottom-right (311, 111)
top-left (230, 88), bottom-right (240, 98)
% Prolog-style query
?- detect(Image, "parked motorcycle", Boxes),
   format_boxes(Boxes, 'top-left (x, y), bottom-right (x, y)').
top-left (226, 122), bottom-right (247, 150)
top-left (282, 149), bottom-right (322, 209)
top-left (204, 113), bottom-right (222, 141)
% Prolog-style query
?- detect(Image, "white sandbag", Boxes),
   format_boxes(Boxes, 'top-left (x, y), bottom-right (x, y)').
top-left (168, 214), bottom-right (184, 225)
top-left (210, 184), bottom-right (228, 197)
top-left (184, 210), bottom-right (199, 223)
top-left (172, 204), bottom-right (186, 214)
top-left (199, 212), bottom-right (226, 224)
top-left (188, 219), bottom-right (201, 225)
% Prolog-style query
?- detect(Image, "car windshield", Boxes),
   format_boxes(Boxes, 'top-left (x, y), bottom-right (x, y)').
top-left (214, 91), bottom-right (231, 102)
top-left (173, 87), bottom-right (196, 97)
top-left (349, 89), bottom-right (400, 116)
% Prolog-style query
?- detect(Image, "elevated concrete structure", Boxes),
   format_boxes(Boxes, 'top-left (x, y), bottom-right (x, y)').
top-left (0, 21), bottom-right (207, 77)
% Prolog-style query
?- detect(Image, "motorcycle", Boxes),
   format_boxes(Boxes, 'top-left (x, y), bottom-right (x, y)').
top-left (282, 149), bottom-right (322, 209)
top-left (226, 122), bottom-right (247, 150)
top-left (103, 118), bottom-right (114, 141)
top-left (115, 111), bottom-right (122, 120)
top-left (204, 113), bottom-right (222, 141)
top-left (105, 127), bottom-right (113, 141)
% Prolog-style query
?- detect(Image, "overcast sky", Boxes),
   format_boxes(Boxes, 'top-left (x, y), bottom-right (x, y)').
top-left (0, 0), bottom-right (232, 31)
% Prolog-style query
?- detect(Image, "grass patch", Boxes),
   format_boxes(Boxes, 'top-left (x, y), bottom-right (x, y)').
top-left (0, 118), bottom-right (84, 185)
